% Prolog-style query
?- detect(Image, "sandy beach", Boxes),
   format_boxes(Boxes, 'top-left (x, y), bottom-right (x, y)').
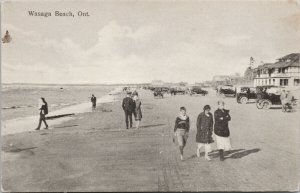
top-left (2, 89), bottom-right (300, 192)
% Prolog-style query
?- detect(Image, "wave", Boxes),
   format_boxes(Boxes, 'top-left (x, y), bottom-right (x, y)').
top-left (2, 102), bottom-right (80, 110)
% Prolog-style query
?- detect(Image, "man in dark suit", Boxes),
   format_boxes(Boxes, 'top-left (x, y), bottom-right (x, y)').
top-left (122, 92), bottom-right (135, 129)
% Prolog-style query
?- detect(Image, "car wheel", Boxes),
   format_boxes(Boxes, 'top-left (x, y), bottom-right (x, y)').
top-left (262, 100), bottom-right (271, 109)
top-left (240, 97), bottom-right (248, 104)
top-left (256, 101), bottom-right (263, 109)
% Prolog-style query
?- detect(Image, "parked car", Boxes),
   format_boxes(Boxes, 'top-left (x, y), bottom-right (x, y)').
top-left (190, 86), bottom-right (208, 96)
top-left (153, 88), bottom-right (164, 98)
top-left (256, 86), bottom-right (284, 109)
top-left (170, 87), bottom-right (187, 95)
top-left (236, 86), bottom-right (257, 104)
top-left (217, 85), bottom-right (236, 97)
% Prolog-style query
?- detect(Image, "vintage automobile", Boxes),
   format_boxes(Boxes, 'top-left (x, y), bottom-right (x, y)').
top-left (189, 86), bottom-right (208, 96)
top-left (170, 87), bottom-right (187, 95)
top-left (153, 88), bottom-right (164, 98)
top-left (256, 86), bottom-right (284, 109)
top-left (217, 85), bottom-right (236, 97)
top-left (236, 86), bottom-right (257, 104)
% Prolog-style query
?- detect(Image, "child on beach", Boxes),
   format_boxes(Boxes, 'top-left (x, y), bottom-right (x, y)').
top-left (174, 107), bottom-right (190, 161)
top-left (196, 105), bottom-right (214, 161)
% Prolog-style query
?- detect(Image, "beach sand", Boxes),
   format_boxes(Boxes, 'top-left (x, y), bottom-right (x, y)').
top-left (2, 89), bottom-right (300, 191)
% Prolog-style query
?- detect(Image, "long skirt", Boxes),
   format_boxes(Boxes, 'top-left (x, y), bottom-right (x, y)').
top-left (215, 135), bottom-right (231, 151)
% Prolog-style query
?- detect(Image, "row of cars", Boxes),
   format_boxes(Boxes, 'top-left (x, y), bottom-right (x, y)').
top-left (149, 86), bottom-right (208, 98)
top-left (236, 85), bottom-right (297, 110)
top-left (148, 85), bottom-right (297, 110)
top-left (216, 84), bottom-right (297, 110)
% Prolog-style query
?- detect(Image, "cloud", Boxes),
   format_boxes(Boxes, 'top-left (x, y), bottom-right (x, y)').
top-left (217, 35), bottom-right (251, 46)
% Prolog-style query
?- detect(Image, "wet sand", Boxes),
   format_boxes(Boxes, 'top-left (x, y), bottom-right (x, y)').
top-left (2, 89), bottom-right (300, 191)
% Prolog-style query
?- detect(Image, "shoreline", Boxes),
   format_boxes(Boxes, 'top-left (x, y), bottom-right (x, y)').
top-left (1, 87), bottom-right (122, 136)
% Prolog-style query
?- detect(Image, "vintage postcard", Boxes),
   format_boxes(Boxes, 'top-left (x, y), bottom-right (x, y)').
top-left (1, 0), bottom-right (300, 192)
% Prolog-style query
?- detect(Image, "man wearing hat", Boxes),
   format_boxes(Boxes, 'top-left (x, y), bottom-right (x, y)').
top-left (122, 92), bottom-right (136, 129)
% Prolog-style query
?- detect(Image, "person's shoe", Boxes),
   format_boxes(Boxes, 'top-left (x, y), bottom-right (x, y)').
top-left (180, 155), bottom-right (183, 161)
top-left (35, 128), bottom-right (40, 130)
top-left (205, 156), bottom-right (211, 161)
top-left (44, 127), bottom-right (49, 130)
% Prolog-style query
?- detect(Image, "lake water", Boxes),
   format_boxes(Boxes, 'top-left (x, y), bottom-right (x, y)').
top-left (1, 84), bottom-right (115, 121)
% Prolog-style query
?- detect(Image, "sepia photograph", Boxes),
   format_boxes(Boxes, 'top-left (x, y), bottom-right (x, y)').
top-left (1, 0), bottom-right (300, 192)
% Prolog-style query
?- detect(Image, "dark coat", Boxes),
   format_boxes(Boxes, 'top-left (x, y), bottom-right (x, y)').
top-left (134, 99), bottom-right (142, 120)
top-left (40, 103), bottom-right (48, 115)
top-left (214, 109), bottom-right (231, 137)
top-left (196, 112), bottom-right (214, 143)
top-left (122, 97), bottom-right (135, 112)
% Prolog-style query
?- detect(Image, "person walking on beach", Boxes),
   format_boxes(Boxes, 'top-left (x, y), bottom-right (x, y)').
top-left (91, 94), bottom-right (97, 110)
top-left (35, 97), bottom-right (49, 130)
top-left (174, 107), bottom-right (190, 161)
top-left (196, 105), bottom-right (214, 161)
top-left (122, 92), bottom-right (135, 129)
top-left (214, 101), bottom-right (231, 161)
top-left (280, 89), bottom-right (287, 111)
top-left (133, 94), bottom-right (142, 129)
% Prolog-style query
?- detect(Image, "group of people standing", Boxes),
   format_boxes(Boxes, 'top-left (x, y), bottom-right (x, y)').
top-left (174, 101), bottom-right (231, 161)
top-left (122, 91), bottom-right (143, 129)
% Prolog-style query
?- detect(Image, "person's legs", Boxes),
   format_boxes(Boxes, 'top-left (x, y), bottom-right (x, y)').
top-left (42, 115), bottom-right (48, 128)
top-left (216, 135), bottom-right (225, 161)
top-left (124, 111), bottom-right (129, 129)
top-left (204, 144), bottom-right (211, 161)
top-left (219, 149), bottom-right (224, 161)
top-left (197, 143), bottom-right (204, 157)
top-left (129, 112), bottom-right (133, 128)
top-left (35, 115), bottom-right (42, 130)
top-left (177, 131), bottom-right (184, 160)
top-left (136, 120), bottom-right (140, 129)
top-left (182, 134), bottom-right (188, 147)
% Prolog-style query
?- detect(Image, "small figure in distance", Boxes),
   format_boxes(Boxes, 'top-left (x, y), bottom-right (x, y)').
top-left (35, 97), bottom-right (49, 130)
top-left (122, 92), bottom-right (135, 129)
top-left (91, 94), bottom-right (97, 111)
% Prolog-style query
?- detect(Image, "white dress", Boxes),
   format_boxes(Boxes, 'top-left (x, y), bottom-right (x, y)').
top-left (215, 135), bottom-right (232, 151)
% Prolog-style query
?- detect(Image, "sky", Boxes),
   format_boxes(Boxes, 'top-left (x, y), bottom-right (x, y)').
top-left (1, 0), bottom-right (300, 84)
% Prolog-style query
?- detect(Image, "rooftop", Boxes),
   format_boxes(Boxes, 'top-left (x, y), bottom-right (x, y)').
top-left (255, 53), bottom-right (300, 70)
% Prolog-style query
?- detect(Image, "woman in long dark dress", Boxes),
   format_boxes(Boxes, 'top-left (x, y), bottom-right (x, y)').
top-left (196, 105), bottom-right (214, 161)
top-left (133, 94), bottom-right (142, 129)
top-left (35, 97), bottom-right (49, 130)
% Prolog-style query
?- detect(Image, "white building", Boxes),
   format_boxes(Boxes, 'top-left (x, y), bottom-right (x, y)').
top-left (254, 53), bottom-right (300, 88)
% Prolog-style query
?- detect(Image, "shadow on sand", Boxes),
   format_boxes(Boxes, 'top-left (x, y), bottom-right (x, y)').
top-left (3, 146), bottom-right (37, 153)
top-left (140, 124), bottom-right (166, 129)
top-left (225, 148), bottom-right (261, 159)
top-left (186, 148), bottom-right (261, 160)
